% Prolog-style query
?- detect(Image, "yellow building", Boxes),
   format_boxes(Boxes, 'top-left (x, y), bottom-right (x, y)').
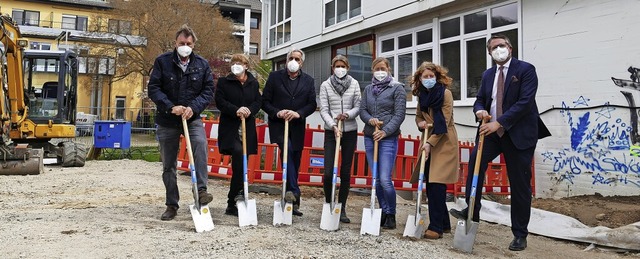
top-left (1, 0), bottom-right (146, 125)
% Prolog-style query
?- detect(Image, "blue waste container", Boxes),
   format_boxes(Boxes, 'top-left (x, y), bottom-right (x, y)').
top-left (94, 121), bottom-right (131, 149)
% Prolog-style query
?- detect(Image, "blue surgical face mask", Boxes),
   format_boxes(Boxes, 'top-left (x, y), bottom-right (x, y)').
top-left (422, 78), bottom-right (437, 89)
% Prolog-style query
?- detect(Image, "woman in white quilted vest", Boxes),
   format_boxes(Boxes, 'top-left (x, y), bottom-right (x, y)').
top-left (319, 55), bottom-right (361, 223)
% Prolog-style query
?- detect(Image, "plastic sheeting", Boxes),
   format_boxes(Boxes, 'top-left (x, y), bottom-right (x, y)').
top-left (449, 199), bottom-right (640, 251)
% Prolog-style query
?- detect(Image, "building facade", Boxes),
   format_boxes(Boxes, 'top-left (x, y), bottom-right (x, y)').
top-left (260, 0), bottom-right (640, 198)
top-left (214, 0), bottom-right (262, 58)
top-left (2, 0), bottom-right (145, 122)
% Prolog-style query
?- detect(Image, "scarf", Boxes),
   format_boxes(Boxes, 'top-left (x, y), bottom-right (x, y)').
top-left (419, 84), bottom-right (447, 134)
top-left (371, 76), bottom-right (393, 96)
top-left (329, 74), bottom-right (352, 96)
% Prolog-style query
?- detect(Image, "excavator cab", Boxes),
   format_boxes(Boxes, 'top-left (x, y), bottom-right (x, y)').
top-left (23, 50), bottom-right (78, 128)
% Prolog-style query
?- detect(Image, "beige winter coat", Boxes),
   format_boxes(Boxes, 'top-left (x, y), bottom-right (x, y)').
top-left (411, 88), bottom-right (459, 184)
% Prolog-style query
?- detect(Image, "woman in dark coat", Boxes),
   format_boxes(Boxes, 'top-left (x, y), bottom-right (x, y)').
top-left (214, 54), bottom-right (262, 216)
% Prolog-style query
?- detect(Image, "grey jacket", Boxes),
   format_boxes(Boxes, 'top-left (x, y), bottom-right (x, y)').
top-left (319, 76), bottom-right (361, 132)
top-left (360, 80), bottom-right (407, 137)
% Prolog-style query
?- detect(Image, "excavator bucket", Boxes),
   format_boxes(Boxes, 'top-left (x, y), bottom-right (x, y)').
top-left (0, 146), bottom-right (43, 175)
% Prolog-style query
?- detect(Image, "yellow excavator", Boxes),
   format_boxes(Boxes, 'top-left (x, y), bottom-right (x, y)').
top-left (1, 15), bottom-right (86, 175)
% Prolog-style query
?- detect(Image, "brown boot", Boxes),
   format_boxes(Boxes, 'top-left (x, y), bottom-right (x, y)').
top-left (161, 206), bottom-right (177, 221)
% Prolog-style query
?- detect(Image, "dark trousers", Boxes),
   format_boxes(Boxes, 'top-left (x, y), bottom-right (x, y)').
top-left (424, 157), bottom-right (451, 233)
top-left (322, 130), bottom-right (357, 204)
top-left (278, 141), bottom-right (302, 201)
top-left (465, 131), bottom-right (535, 238)
top-left (157, 119), bottom-right (209, 209)
top-left (227, 138), bottom-right (244, 207)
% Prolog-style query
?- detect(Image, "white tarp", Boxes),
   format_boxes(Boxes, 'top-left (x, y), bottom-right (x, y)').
top-left (449, 199), bottom-right (640, 251)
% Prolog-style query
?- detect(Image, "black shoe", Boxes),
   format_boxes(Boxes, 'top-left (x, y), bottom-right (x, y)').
top-left (509, 237), bottom-right (527, 251)
top-left (292, 204), bottom-right (303, 216)
top-left (340, 210), bottom-right (351, 223)
top-left (225, 205), bottom-right (238, 216)
top-left (382, 214), bottom-right (396, 229)
top-left (449, 208), bottom-right (468, 220)
top-left (161, 206), bottom-right (177, 221)
top-left (380, 213), bottom-right (387, 227)
top-left (199, 191), bottom-right (213, 205)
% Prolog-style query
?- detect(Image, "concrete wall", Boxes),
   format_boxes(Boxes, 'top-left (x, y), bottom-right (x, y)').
top-left (522, 0), bottom-right (640, 197)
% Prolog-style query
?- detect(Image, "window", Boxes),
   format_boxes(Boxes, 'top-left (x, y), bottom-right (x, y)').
top-left (108, 19), bottom-right (132, 35)
top-left (324, 0), bottom-right (361, 27)
top-left (115, 96), bottom-right (126, 120)
top-left (79, 56), bottom-right (115, 75)
top-left (250, 16), bottom-right (259, 29)
top-left (62, 15), bottom-right (88, 31)
top-left (30, 42), bottom-right (51, 50)
top-left (268, 0), bottom-right (291, 48)
top-left (377, 1), bottom-right (519, 104)
top-left (249, 43), bottom-right (258, 55)
top-left (332, 35), bottom-right (374, 91)
top-left (12, 9), bottom-right (40, 26)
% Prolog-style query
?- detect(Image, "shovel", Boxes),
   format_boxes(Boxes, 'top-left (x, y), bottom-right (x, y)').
top-left (453, 117), bottom-right (489, 252)
top-left (403, 125), bottom-right (431, 238)
top-left (360, 123), bottom-right (383, 236)
top-left (273, 120), bottom-right (293, 226)
top-left (182, 118), bottom-right (214, 233)
top-left (237, 117), bottom-right (258, 227)
top-left (320, 120), bottom-right (343, 231)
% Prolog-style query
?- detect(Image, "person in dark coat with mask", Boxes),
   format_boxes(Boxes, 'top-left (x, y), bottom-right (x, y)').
top-left (262, 48), bottom-right (317, 216)
top-left (215, 54), bottom-right (262, 216)
top-left (148, 24), bottom-right (214, 221)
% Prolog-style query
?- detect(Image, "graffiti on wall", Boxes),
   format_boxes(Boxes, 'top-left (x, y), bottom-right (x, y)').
top-left (544, 67), bottom-right (640, 188)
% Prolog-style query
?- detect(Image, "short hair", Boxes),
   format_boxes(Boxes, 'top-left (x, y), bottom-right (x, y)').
top-left (230, 54), bottom-right (250, 68)
top-left (175, 24), bottom-right (198, 43)
top-left (411, 61), bottom-right (453, 96)
top-left (486, 34), bottom-right (511, 50)
top-left (331, 55), bottom-right (350, 69)
top-left (286, 48), bottom-right (305, 62)
top-left (371, 57), bottom-right (391, 71)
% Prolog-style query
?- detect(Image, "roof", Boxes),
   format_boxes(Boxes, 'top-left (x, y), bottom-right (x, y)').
top-left (17, 0), bottom-right (112, 9)
top-left (18, 26), bottom-right (146, 46)
top-left (204, 0), bottom-right (262, 12)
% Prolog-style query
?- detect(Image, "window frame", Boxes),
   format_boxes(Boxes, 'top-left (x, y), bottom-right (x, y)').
top-left (267, 0), bottom-right (292, 49)
top-left (12, 9), bottom-right (40, 26)
top-left (61, 14), bottom-right (88, 31)
top-left (108, 19), bottom-right (132, 35)
top-left (115, 96), bottom-right (126, 120)
top-left (376, 1), bottom-right (521, 107)
top-left (323, 0), bottom-right (362, 29)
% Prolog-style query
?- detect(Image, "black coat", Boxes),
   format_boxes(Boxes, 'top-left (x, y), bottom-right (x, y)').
top-left (262, 69), bottom-right (316, 151)
top-left (148, 50), bottom-right (215, 127)
top-left (215, 72), bottom-right (262, 155)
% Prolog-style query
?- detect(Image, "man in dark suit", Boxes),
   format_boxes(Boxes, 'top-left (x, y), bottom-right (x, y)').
top-left (449, 34), bottom-right (550, 251)
top-left (262, 48), bottom-right (317, 216)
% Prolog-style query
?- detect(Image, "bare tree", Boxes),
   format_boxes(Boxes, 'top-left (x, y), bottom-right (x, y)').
top-left (90, 0), bottom-right (242, 81)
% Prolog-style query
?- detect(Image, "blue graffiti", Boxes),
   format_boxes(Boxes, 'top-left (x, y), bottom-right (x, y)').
top-left (595, 103), bottom-right (614, 120)
top-left (592, 172), bottom-right (640, 188)
top-left (571, 113), bottom-right (590, 150)
top-left (573, 96), bottom-right (590, 107)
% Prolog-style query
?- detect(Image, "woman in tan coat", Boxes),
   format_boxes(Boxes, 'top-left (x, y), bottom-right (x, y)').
top-left (412, 61), bottom-right (459, 239)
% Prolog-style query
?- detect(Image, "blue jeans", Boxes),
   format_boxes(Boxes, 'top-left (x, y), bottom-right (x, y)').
top-left (364, 135), bottom-right (398, 215)
top-left (157, 119), bottom-right (209, 208)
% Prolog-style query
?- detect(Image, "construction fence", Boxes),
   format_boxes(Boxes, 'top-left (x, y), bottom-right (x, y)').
top-left (176, 120), bottom-right (536, 196)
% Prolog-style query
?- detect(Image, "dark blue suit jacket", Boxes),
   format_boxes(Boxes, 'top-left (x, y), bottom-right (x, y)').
top-left (262, 69), bottom-right (317, 151)
top-left (474, 58), bottom-right (550, 150)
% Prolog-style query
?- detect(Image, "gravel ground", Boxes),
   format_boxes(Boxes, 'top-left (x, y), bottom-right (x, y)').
top-left (0, 160), bottom-right (634, 258)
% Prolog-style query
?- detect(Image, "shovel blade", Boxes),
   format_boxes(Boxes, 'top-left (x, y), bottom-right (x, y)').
top-left (360, 208), bottom-right (382, 236)
top-left (237, 199), bottom-right (258, 227)
top-left (189, 204), bottom-right (215, 233)
top-left (320, 202), bottom-right (342, 231)
top-left (402, 213), bottom-right (427, 238)
top-left (453, 219), bottom-right (479, 253)
top-left (272, 200), bottom-right (293, 226)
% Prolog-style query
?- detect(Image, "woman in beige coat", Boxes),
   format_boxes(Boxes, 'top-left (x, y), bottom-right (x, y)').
top-left (412, 61), bottom-right (459, 239)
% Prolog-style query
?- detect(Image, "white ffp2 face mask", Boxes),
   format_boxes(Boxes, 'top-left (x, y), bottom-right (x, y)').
top-left (491, 46), bottom-right (509, 62)
top-left (287, 60), bottom-right (300, 73)
top-left (373, 71), bottom-right (388, 81)
top-left (177, 45), bottom-right (192, 57)
top-left (334, 67), bottom-right (347, 78)
top-left (231, 64), bottom-right (245, 75)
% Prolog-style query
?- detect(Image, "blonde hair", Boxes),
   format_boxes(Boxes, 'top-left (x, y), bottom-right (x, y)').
top-left (371, 57), bottom-right (391, 71)
top-left (331, 55), bottom-right (350, 69)
top-left (411, 62), bottom-right (453, 96)
top-left (230, 53), bottom-right (250, 68)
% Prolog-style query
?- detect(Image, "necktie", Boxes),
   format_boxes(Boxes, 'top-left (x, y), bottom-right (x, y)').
top-left (496, 66), bottom-right (505, 137)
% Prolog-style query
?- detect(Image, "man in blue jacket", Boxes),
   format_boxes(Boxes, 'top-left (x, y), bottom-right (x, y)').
top-left (148, 25), bottom-right (215, 221)
top-left (262, 48), bottom-right (317, 216)
top-left (449, 34), bottom-right (550, 251)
